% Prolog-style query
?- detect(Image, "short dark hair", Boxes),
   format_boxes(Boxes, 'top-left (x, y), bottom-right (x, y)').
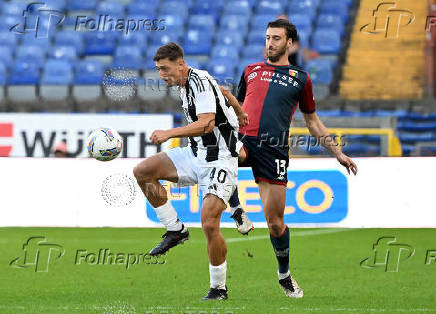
top-left (267, 19), bottom-right (298, 42)
top-left (153, 42), bottom-right (184, 62)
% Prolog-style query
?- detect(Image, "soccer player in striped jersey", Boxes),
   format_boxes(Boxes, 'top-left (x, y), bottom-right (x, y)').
top-left (133, 42), bottom-right (250, 300)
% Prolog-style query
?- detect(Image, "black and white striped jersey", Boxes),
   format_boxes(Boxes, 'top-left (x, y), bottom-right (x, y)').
top-left (179, 68), bottom-right (239, 162)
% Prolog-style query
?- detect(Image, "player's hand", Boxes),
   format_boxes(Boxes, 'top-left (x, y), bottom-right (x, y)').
top-left (238, 111), bottom-right (249, 128)
top-left (336, 153), bottom-right (358, 175)
top-left (150, 130), bottom-right (170, 145)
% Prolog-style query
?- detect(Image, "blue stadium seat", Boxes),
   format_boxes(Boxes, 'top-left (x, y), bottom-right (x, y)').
top-left (67, 0), bottom-right (97, 11)
top-left (118, 32), bottom-right (147, 49)
top-left (160, 14), bottom-right (185, 32)
top-left (191, 0), bottom-right (222, 17)
top-left (289, 14), bottom-right (312, 33)
top-left (41, 59), bottom-right (73, 84)
top-left (49, 45), bottom-right (77, 61)
top-left (220, 15), bottom-right (249, 34)
top-left (311, 29), bottom-right (341, 54)
top-left (16, 45), bottom-right (45, 66)
top-left (224, 0), bottom-right (251, 16)
top-left (399, 132), bottom-right (435, 143)
top-left (160, 2), bottom-right (188, 19)
top-left (84, 31), bottom-right (117, 55)
top-left (208, 59), bottom-right (237, 82)
top-left (149, 29), bottom-right (182, 46)
top-left (54, 31), bottom-right (83, 54)
top-left (317, 14), bottom-right (345, 37)
top-left (247, 30), bottom-right (266, 44)
top-left (96, 1), bottom-right (125, 17)
top-left (211, 46), bottom-right (239, 59)
top-left (0, 14), bottom-right (22, 31)
top-left (305, 59), bottom-right (333, 84)
top-left (184, 57), bottom-right (201, 69)
top-left (0, 31), bottom-right (18, 50)
top-left (251, 14), bottom-right (277, 31)
top-left (397, 121), bottom-right (436, 132)
top-left (0, 62), bottom-right (6, 85)
top-left (0, 47), bottom-right (13, 68)
top-left (127, 1), bottom-right (158, 15)
top-left (113, 45), bottom-right (143, 70)
top-left (242, 44), bottom-right (265, 58)
top-left (43, 0), bottom-right (67, 11)
top-left (75, 60), bottom-right (105, 84)
top-left (145, 45), bottom-right (161, 69)
top-left (21, 34), bottom-right (52, 50)
top-left (237, 58), bottom-right (261, 75)
top-left (216, 32), bottom-right (244, 47)
top-left (256, 0), bottom-right (283, 15)
top-left (288, 0), bottom-right (318, 21)
top-left (297, 29), bottom-right (311, 47)
top-left (189, 15), bottom-right (216, 32)
top-left (9, 59), bottom-right (40, 84)
top-left (2, 1), bottom-right (26, 16)
top-left (319, 2), bottom-right (348, 22)
top-left (184, 29), bottom-right (212, 55)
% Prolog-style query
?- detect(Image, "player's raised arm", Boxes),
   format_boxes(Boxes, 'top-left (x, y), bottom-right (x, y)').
top-left (219, 85), bottom-right (249, 127)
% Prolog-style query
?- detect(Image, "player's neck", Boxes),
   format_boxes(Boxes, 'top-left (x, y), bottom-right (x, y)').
top-left (180, 66), bottom-right (190, 87)
top-left (267, 55), bottom-right (290, 67)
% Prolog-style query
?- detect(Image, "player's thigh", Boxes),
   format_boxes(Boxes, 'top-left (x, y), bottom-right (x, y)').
top-left (133, 152), bottom-right (178, 182)
top-left (258, 181), bottom-right (287, 221)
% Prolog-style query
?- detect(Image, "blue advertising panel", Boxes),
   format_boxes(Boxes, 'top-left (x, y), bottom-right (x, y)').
top-left (146, 169), bottom-right (348, 224)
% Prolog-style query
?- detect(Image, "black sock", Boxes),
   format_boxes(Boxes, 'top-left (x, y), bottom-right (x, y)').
top-left (269, 226), bottom-right (290, 274)
top-left (229, 188), bottom-right (241, 209)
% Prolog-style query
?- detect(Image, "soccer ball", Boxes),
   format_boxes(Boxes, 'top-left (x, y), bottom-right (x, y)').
top-left (87, 127), bottom-right (123, 161)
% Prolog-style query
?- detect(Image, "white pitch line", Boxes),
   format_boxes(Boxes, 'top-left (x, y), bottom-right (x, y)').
top-left (225, 228), bottom-right (353, 243)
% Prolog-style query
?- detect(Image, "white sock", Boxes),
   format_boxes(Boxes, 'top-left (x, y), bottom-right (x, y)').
top-left (155, 201), bottom-right (183, 231)
top-left (278, 270), bottom-right (290, 280)
top-left (209, 261), bottom-right (227, 289)
top-left (229, 206), bottom-right (240, 215)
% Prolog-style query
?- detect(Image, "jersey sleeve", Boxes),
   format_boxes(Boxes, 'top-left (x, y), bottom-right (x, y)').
top-left (192, 77), bottom-right (216, 115)
top-left (236, 70), bottom-right (247, 103)
top-left (298, 73), bottom-right (316, 114)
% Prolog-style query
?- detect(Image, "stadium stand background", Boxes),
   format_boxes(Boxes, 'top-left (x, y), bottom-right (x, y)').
top-left (0, 0), bottom-right (435, 157)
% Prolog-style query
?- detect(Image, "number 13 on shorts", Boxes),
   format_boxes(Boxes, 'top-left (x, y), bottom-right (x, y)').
top-left (275, 159), bottom-right (287, 176)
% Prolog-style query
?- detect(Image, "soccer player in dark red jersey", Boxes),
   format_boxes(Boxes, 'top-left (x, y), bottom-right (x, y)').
top-left (224, 19), bottom-right (358, 298)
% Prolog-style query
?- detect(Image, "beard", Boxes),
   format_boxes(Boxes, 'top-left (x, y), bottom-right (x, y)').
top-left (266, 44), bottom-right (288, 62)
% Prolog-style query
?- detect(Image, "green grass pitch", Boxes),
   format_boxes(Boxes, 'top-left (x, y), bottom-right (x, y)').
top-left (1, 227), bottom-right (435, 313)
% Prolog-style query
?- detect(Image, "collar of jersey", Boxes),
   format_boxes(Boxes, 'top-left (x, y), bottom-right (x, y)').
top-left (264, 61), bottom-right (291, 68)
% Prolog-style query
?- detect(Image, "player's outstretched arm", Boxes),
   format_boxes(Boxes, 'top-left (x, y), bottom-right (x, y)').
top-left (302, 112), bottom-right (358, 175)
top-left (150, 113), bottom-right (215, 145)
top-left (219, 86), bottom-right (249, 128)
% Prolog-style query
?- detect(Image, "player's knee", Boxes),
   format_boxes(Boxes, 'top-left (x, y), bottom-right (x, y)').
top-left (133, 160), bottom-right (156, 182)
top-left (267, 220), bottom-right (284, 237)
top-left (201, 219), bottom-right (219, 236)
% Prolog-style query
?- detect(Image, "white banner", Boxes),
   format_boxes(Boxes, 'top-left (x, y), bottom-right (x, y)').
top-left (0, 113), bottom-right (173, 157)
top-left (0, 157), bottom-right (435, 228)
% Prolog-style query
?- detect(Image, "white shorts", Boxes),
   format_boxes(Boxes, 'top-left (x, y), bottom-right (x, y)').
top-left (165, 147), bottom-right (237, 203)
